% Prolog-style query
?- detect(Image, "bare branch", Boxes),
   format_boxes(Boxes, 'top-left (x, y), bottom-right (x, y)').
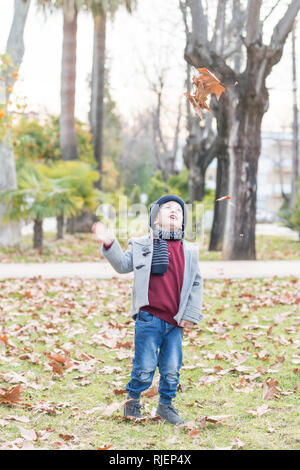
top-left (245, 0), bottom-right (262, 46)
top-left (179, 0), bottom-right (190, 36)
top-left (262, 0), bottom-right (281, 24)
top-left (211, 0), bottom-right (227, 54)
top-left (172, 96), bottom-right (183, 165)
top-left (270, 0), bottom-right (300, 51)
top-left (187, 0), bottom-right (208, 45)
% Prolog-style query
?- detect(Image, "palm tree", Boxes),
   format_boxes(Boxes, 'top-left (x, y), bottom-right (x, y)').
top-left (37, 0), bottom-right (80, 162)
top-left (87, 0), bottom-right (136, 189)
top-left (40, 160), bottom-right (100, 237)
top-left (60, 0), bottom-right (79, 161)
top-left (0, 162), bottom-right (91, 250)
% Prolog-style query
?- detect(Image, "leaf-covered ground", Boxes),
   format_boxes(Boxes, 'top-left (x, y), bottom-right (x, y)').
top-left (0, 276), bottom-right (299, 450)
top-left (0, 232), bottom-right (299, 263)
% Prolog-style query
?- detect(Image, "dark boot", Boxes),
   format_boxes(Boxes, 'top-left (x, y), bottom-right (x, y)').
top-left (156, 403), bottom-right (185, 425)
top-left (123, 396), bottom-right (143, 418)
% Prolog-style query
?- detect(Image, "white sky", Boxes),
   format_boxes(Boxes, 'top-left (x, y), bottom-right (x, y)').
top-left (0, 0), bottom-right (299, 133)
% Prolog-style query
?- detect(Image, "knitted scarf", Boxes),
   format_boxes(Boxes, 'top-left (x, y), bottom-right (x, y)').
top-left (151, 227), bottom-right (184, 276)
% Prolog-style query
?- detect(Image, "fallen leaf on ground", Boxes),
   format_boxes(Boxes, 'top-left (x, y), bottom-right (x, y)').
top-left (0, 384), bottom-right (23, 405)
top-left (18, 426), bottom-right (37, 441)
top-left (262, 378), bottom-right (281, 400)
top-left (231, 436), bottom-right (245, 448)
top-left (245, 404), bottom-right (270, 417)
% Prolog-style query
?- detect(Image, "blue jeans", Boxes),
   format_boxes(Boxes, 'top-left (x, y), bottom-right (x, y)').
top-left (126, 310), bottom-right (183, 404)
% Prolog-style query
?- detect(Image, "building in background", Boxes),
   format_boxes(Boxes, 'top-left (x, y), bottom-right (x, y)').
top-left (205, 131), bottom-right (295, 223)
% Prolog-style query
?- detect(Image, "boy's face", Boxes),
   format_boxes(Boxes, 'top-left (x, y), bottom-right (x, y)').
top-left (154, 201), bottom-right (183, 231)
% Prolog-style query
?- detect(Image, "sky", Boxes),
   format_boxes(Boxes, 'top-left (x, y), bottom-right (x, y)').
top-left (0, 0), bottom-right (299, 133)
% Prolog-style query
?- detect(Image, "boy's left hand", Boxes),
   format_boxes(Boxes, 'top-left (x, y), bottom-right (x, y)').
top-left (179, 319), bottom-right (194, 329)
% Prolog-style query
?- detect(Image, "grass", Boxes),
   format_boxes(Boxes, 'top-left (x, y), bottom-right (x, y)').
top-left (0, 231), bottom-right (299, 263)
top-left (0, 276), bottom-right (299, 450)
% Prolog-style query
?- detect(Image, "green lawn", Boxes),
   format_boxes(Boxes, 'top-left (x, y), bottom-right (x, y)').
top-left (0, 276), bottom-right (299, 450)
top-left (0, 231), bottom-right (299, 263)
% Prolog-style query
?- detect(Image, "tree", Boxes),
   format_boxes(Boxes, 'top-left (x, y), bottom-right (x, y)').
top-left (37, 0), bottom-right (80, 161)
top-left (0, 161), bottom-right (98, 248)
top-left (184, 0), bottom-right (300, 259)
top-left (60, 0), bottom-right (79, 161)
top-left (0, 0), bottom-right (31, 247)
top-left (87, 0), bottom-right (136, 189)
top-left (0, 163), bottom-right (63, 251)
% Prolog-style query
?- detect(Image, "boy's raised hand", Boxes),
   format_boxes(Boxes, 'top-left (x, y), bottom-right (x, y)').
top-left (92, 221), bottom-right (115, 245)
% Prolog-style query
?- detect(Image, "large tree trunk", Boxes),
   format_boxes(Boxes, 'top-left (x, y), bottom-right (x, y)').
top-left (183, 113), bottom-right (216, 203)
top-left (56, 214), bottom-right (64, 240)
top-left (33, 219), bottom-right (43, 252)
top-left (60, 4), bottom-right (78, 161)
top-left (209, 94), bottom-right (230, 251)
top-left (222, 42), bottom-right (269, 259)
top-left (66, 210), bottom-right (97, 233)
top-left (0, 0), bottom-right (31, 247)
top-left (90, 10), bottom-right (106, 190)
top-left (209, 153), bottom-right (229, 251)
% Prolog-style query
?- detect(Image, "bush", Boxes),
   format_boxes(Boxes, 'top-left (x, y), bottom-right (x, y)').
top-left (12, 115), bottom-right (95, 168)
top-left (278, 179), bottom-right (300, 240)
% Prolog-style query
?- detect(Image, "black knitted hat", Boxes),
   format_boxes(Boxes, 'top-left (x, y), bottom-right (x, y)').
top-left (149, 194), bottom-right (187, 232)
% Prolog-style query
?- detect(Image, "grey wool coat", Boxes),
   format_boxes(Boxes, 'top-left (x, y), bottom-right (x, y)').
top-left (101, 226), bottom-right (203, 326)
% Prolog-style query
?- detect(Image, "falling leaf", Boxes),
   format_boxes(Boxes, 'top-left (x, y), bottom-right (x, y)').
top-left (216, 195), bottom-right (232, 202)
top-left (185, 67), bottom-right (225, 118)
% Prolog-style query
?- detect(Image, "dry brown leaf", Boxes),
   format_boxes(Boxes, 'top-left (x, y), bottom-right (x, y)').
top-left (47, 352), bottom-right (73, 369)
top-left (185, 68), bottom-right (225, 118)
top-left (0, 384), bottom-right (23, 405)
top-left (49, 362), bottom-right (64, 376)
top-left (98, 444), bottom-right (113, 450)
top-left (59, 433), bottom-right (75, 441)
top-left (143, 386), bottom-right (158, 398)
top-left (101, 399), bottom-right (128, 417)
top-left (262, 378), bottom-right (281, 400)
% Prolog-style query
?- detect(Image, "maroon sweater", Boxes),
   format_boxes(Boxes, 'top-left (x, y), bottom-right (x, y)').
top-left (141, 239), bottom-right (184, 326)
top-left (103, 239), bottom-right (185, 327)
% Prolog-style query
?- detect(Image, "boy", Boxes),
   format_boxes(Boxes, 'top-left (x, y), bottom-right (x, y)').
top-left (92, 194), bottom-right (203, 425)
